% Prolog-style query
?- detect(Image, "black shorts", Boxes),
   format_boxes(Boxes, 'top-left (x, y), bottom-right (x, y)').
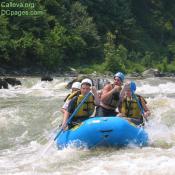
top-left (95, 106), bottom-right (116, 117)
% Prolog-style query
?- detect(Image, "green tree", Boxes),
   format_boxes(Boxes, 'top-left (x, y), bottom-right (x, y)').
top-left (67, 2), bottom-right (101, 65)
top-left (142, 51), bottom-right (154, 68)
top-left (0, 16), bottom-right (10, 64)
top-left (42, 25), bottom-right (67, 69)
top-left (104, 32), bottom-right (128, 73)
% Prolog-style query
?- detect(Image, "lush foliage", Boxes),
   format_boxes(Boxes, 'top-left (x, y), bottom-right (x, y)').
top-left (0, 0), bottom-right (175, 73)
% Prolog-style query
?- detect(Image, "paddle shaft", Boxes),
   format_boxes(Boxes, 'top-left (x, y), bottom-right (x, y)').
top-left (54, 91), bottom-right (92, 141)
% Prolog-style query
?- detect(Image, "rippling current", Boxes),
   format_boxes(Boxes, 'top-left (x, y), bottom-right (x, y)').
top-left (0, 77), bottom-right (175, 175)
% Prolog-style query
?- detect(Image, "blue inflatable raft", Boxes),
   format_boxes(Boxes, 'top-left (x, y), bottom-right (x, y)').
top-left (56, 116), bottom-right (148, 149)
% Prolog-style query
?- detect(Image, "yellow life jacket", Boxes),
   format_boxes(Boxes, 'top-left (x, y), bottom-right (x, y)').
top-left (75, 94), bottom-right (95, 117)
top-left (64, 90), bottom-right (80, 102)
top-left (121, 96), bottom-right (142, 119)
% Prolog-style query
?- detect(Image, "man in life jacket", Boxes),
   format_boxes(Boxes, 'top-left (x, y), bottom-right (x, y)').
top-left (61, 81), bottom-right (81, 114)
top-left (118, 81), bottom-right (151, 126)
top-left (95, 72), bottom-right (125, 116)
top-left (61, 78), bottom-right (99, 130)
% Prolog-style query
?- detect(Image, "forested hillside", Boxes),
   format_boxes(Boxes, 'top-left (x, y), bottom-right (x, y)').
top-left (0, 0), bottom-right (175, 74)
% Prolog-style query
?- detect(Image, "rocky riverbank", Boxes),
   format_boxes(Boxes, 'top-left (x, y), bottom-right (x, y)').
top-left (0, 66), bottom-right (175, 78)
top-left (0, 67), bottom-right (174, 89)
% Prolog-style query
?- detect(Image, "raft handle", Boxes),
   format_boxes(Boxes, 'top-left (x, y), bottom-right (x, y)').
top-left (99, 129), bottom-right (113, 133)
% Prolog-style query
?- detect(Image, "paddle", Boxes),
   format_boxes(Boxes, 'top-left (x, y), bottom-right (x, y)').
top-left (130, 81), bottom-right (148, 122)
top-left (54, 91), bottom-right (92, 141)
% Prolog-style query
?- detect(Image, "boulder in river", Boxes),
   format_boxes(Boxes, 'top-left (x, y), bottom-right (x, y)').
top-left (0, 77), bottom-right (21, 89)
top-left (41, 75), bottom-right (53, 81)
top-left (0, 78), bottom-right (8, 89)
top-left (142, 68), bottom-right (159, 77)
top-left (4, 78), bottom-right (22, 86)
top-left (66, 75), bottom-right (110, 90)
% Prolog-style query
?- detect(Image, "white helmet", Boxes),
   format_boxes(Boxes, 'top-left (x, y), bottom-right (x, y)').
top-left (81, 78), bottom-right (92, 86)
top-left (71, 82), bottom-right (81, 89)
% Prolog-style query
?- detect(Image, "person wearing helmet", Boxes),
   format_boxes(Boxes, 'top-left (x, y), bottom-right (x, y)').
top-left (61, 78), bottom-right (100, 130)
top-left (95, 71), bottom-right (125, 117)
top-left (81, 78), bottom-right (93, 86)
top-left (118, 81), bottom-right (151, 126)
top-left (114, 72), bottom-right (125, 82)
top-left (61, 82), bottom-right (81, 114)
top-left (71, 82), bottom-right (81, 91)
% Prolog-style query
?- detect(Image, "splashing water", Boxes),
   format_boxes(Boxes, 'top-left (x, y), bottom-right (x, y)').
top-left (0, 77), bottom-right (175, 175)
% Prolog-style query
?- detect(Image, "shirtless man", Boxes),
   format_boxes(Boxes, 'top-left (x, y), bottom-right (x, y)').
top-left (95, 72), bottom-right (125, 116)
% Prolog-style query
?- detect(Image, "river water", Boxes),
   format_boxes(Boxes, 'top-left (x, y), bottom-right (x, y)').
top-left (0, 77), bottom-right (175, 175)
